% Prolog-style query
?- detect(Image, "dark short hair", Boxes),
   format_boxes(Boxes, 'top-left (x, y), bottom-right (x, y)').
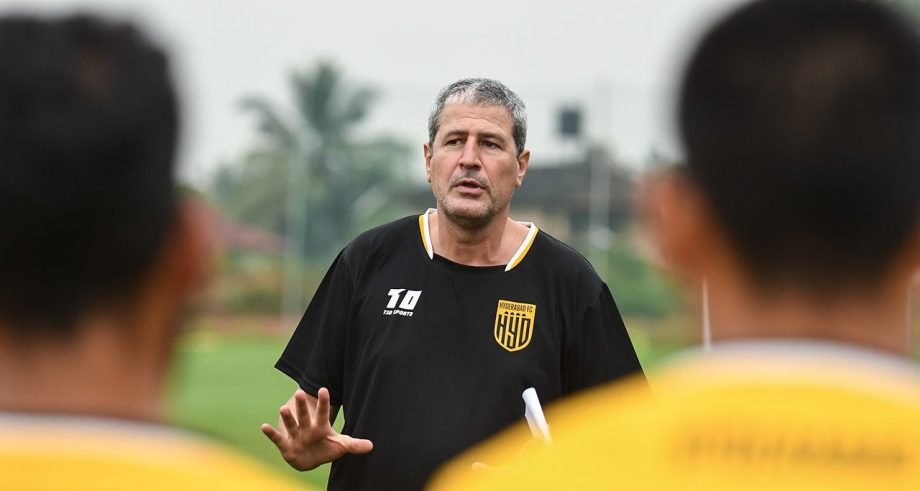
top-left (679, 0), bottom-right (920, 292)
top-left (0, 14), bottom-right (179, 335)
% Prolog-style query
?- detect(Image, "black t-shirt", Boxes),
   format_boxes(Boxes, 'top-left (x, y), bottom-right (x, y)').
top-left (276, 213), bottom-right (644, 490)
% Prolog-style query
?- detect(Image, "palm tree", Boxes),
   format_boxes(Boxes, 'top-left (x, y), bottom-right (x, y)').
top-left (240, 61), bottom-right (386, 255)
top-left (217, 61), bottom-right (410, 315)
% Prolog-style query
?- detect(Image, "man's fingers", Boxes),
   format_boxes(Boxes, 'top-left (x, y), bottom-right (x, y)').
top-left (294, 389), bottom-right (314, 428)
top-left (338, 434), bottom-right (373, 454)
top-left (261, 423), bottom-right (286, 448)
top-left (316, 387), bottom-right (331, 426)
top-left (279, 406), bottom-right (300, 438)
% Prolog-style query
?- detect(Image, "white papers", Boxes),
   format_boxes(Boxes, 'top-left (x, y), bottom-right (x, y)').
top-left (522, 387), bottom-right (552, 444)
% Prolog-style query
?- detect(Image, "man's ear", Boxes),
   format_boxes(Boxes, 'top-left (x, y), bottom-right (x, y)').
top-left (141, 199), bottom-right (213, 315)
top-left (892, 217), bottom-right (920, 287)
top-left (424, 142), bottom-right (433, 183)
top-left (127, 198), bottom-right (214, 372)
top-left (641, 170), bottom-right (715, 284)
top-left (515, 149), bottom-right (530, 187)
top-left (175, 199), bottom-right (214, 296)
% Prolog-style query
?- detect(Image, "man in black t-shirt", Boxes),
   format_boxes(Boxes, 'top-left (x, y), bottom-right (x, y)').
top-left (261, 78), bottom-right (644, 490)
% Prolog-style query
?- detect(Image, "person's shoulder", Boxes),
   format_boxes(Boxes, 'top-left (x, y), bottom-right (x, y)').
top-left (338, 214), bottom-right (424, 267)
top-left (431, 353), bottom-right (920, 490)
top-left (352, 214), bottom-right (420, 245)
top-left (429, 374), bottom-right (650, 491)
top-left (0, 414), bottom-right (310, 490)
top-left (534, 229), bottom-right (594, 271)
top-left (526, 227), bottom-right (602, 287)
top-left (153, 432), bottom-right (311, 490)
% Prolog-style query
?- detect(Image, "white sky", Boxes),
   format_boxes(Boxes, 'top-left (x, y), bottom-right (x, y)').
top-left (0, 0), bottom-right (746, 185)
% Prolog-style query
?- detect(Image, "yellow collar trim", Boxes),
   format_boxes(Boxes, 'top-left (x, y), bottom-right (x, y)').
top-left (418, 208), bottom-right (435, 259)
top-left (417, 209), bottom-right (539, 271)
top-left (505, 222), bottom-right (538, 272)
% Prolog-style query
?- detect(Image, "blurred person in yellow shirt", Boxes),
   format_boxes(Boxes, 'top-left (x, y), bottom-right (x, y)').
top-left (430, 0), bottom-right (920, 489)
top-left (0, 14), bottom-right (305, 490)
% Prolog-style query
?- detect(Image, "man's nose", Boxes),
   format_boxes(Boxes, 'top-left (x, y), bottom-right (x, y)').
top-left (458, 140), bottom-right (482, 169)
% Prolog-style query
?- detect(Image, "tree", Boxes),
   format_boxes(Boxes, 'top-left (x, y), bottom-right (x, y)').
top-left (210, 61), bottom-right (412, 315)
top-left (212, 61), bottom-right (412, 259)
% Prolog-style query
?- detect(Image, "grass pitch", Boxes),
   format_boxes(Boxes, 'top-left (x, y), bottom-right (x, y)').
top-left (167, 326), bottom-right (678, 488)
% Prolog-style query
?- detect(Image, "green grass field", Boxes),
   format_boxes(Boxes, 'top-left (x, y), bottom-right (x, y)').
top-left (167, 332), bottom-right (333, 488)
top-left (166, 326), bottom-right (682, 489)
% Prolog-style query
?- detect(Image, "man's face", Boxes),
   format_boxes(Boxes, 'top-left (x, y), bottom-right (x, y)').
top-left (424, 103), bottom-right (530, 228)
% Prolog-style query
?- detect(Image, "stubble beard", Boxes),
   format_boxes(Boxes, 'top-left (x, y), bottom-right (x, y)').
top-left (439, 195), bottom-right (498, 230)
top-left (438, 186), bottom-right (516, 232)
top-left (435, 170), bottom-right (510, 230)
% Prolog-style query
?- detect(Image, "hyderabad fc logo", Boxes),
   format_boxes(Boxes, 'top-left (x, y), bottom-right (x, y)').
top-left (494, 300), bottom-right (536, 352)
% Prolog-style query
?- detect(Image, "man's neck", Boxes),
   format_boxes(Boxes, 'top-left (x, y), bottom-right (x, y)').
top-left (429, 209), bottom-right (530, 266)
top-left (0, 321), bottom-right (165, 422)
top-left (706, 270), bottom-right (913, 356)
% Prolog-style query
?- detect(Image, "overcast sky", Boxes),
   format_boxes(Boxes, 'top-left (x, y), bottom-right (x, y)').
top-left (0, 0), bottom-right (747, 184)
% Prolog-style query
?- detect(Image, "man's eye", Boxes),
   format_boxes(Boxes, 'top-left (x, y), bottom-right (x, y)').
top-left (446, 139), bottom-right (461, 145)
top-left (482, 140), bottom-right (498, 148)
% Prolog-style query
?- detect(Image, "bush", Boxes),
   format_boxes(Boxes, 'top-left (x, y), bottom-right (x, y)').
top-left (604, 241), bottom-right (679, 318)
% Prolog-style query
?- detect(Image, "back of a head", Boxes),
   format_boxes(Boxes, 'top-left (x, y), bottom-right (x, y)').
top-left (679, 0), bottom-right (920, 294)
top-left (0, 14), bottom-right (178, 337)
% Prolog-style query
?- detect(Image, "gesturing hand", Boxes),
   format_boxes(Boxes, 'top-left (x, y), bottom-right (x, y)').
top-left (261, 388), bottom-right (373, 471)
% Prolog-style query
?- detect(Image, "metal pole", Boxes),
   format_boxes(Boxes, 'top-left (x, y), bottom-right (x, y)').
top-left (702, 277), bottom-right (712, 352)
top-left (907, 276), bottom-right (915, 353)
top-left (588, 150), bottom-right (611, 277)
top-left (281, 151), bottom-right (308, 322)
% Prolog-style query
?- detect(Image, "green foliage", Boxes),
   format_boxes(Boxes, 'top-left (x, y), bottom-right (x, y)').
top-left (210, 61), bottom-right (414, 259)
top-left (221, 287), bottom-right (282, 315)
top-left (287, 63), bottom-right (376, 146)
top-left (604, 241), bottom-right (679, 319)
top-left (207, 252), bottom-right (283, 315)
top-left (212, 152), bottom-right (288, 234)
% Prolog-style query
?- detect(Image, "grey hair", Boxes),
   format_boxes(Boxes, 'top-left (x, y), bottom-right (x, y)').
top-left (427, 78), bottom-right (527, 156)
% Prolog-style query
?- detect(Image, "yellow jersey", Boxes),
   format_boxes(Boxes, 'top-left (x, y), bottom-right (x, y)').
top-left (0, 413), bottom-right (308, 491)
top-left (431, 341), bottom-right (920, 490)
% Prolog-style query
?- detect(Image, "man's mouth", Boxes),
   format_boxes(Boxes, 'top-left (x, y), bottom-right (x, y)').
top-left (453, 178), bottom-right (486, 191)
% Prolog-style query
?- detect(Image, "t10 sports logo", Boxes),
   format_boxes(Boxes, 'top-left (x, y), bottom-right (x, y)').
top-left (383, 288), bottom-right (422, 317)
